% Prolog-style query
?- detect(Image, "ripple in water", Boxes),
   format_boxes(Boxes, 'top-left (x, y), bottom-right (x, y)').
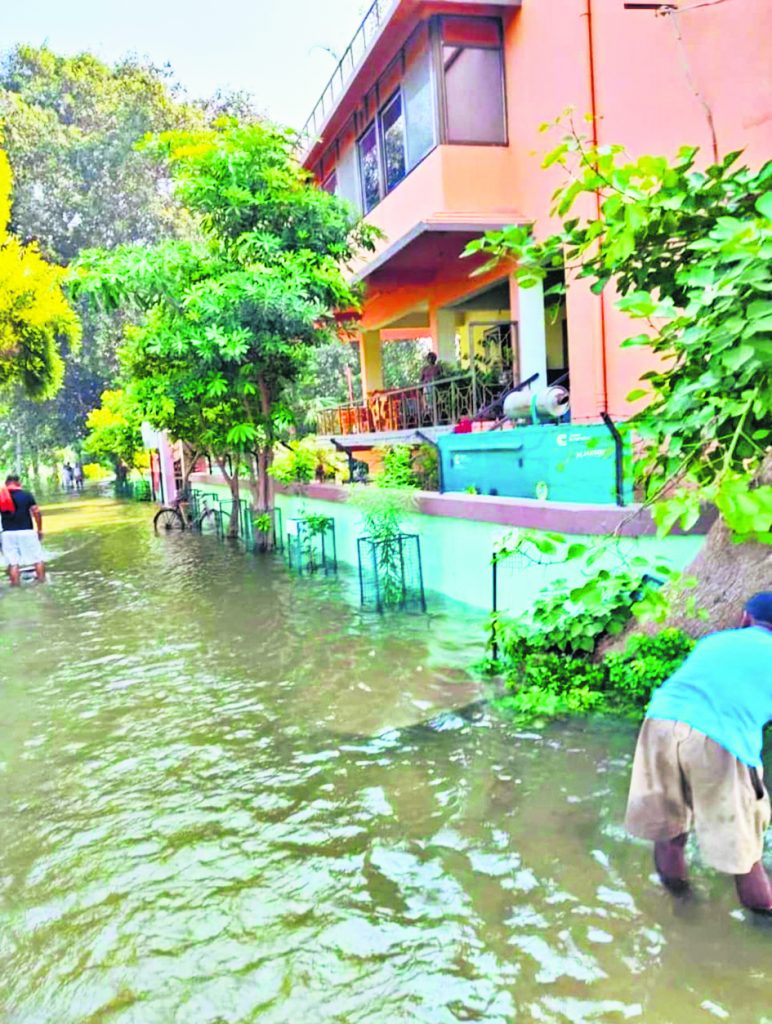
top-left (0, 498), bottom-right (769, 1023)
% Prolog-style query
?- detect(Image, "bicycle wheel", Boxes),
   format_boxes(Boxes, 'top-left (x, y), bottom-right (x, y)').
top-left (154, 507), bottom-right (186, 533)
top-left (195, 507), bottom-right (217, 532)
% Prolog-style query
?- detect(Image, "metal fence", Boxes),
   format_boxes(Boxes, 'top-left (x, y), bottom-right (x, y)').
top-left (357, 533), bottom-right (426, 613)
top-left (286, 517), bottom-right (338, 576)
top-left (318, 371), bottom-right (514, 436)
top-left (299, 0), bottom-right (395, 151)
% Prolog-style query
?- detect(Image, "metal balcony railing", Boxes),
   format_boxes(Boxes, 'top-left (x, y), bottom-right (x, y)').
top-left (316, 371), bottom-right (515, 436)
top-left (299, 0), bottom-right (397, 152)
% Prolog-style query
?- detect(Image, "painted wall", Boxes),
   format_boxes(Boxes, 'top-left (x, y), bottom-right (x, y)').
top-left (270, 490), bottom-right (702, 614)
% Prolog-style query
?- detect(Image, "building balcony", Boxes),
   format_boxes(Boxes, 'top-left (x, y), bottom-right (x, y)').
top-left (349, 143), bottom-right (522, 290)
top-left (303, 1), bottom-right (524, 286)
top-left (317, 367), bottom-right (516, 440)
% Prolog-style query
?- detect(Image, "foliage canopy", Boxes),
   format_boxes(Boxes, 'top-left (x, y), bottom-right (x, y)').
top-left (467, 125), bottom-right (772, 541)
top-left (74, 120), bottom-right (377, 514)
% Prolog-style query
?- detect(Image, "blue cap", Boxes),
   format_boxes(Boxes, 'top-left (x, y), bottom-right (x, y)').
top-left (746, 592), bottom-right (772, 626)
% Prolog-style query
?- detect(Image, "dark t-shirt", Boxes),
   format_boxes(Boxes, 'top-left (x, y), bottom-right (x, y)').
top-left (1, 489), bottom-right (37, 531)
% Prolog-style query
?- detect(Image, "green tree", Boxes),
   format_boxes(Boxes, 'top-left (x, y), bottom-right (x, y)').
top-left (74, 121), bottom-right (377, 536)
top-left (468, 121), bottom-right (772, 628)
top-left (0, 46), bottom-right (246, 461)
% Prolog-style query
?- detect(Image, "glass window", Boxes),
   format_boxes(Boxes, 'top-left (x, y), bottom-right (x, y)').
top-left (337, 143), bottom-right (361, 212)
top-left (358, 122), bottom-right (380, 213)
top-left (443, 44), bottom-right (506, 144)
top-left (322, 171), bottom-right (337, 195)
top-left (404, 32), bottom-right (436, 169)
top-left (380, 92), bottom-right (406, 192)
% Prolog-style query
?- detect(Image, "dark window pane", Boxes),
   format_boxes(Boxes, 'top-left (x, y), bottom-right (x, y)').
top-left (358, 123), bottom-right (381, 212)
top-left (381, 93), bottom-right (406, 192)
top-left (322, 171), bottom-right (337, 195)
top-left (443, 46), bottom-right (506, 144)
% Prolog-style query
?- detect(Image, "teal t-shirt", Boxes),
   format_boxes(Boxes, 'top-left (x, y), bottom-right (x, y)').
top-left (646, 626), bottom-right (772, 768)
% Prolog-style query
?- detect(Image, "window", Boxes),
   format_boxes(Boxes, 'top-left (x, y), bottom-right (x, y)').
top-left (336, 143), bottom-right (361, 212)
top-left (380, 92), bottom-right (406, 192)
top-left (358, 122), bottom-right (380, 213)
top-left (322, 171), bottom-right (337, 195)
top-left (404, 25), bottom-right (436, 169)
top-left (440, 16), bottom-right (506, 145)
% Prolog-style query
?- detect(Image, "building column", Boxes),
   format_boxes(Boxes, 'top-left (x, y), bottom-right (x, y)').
top-left (161, 431), bottom-right (179, 503)
top-left (430, 307), bottom-right (458, 365)
top-left (509, 274), bottom-right (548, 388)
top-left (359, 329), bottom-right (383, 396)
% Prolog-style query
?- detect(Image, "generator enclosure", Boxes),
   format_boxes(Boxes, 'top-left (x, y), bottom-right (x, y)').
top-left (437, 423), bottom-right (632, 505)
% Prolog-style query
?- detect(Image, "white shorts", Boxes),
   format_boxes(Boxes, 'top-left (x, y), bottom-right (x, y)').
top-left (1, 529), bottom-right (44, 567)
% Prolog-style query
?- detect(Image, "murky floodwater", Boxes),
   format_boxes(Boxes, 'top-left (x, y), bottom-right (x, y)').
top-left (0, 497), bottom-right (769, 1024)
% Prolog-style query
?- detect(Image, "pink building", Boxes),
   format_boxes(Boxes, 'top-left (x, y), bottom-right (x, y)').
top-left (301, 0), bottom-right (771, 434)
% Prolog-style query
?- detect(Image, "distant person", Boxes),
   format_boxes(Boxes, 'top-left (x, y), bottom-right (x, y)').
top-left (74, 463), bottom-right (84, 491)
top-left (0, 474), bottom-right (45, 585)
top-left (625, 593), bottom-right (772, 915)
top-left (115, 460), bottom-right (128, 485)
top-left (62, 462), bottom-right (74, 491)
top-left (420, 351), bottom-right (442, 386)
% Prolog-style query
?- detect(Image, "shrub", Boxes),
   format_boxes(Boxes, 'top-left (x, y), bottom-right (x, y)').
top-left (378, 445), bottom-right (418, 489)
top-left (604, 629), bottom-right (695, 706)
top-left (495, 567), bottom-right (652, 664)
top-left (413, 444), bottom-right (439, 491)
top-left (498, 629), bottom-right (695, 722)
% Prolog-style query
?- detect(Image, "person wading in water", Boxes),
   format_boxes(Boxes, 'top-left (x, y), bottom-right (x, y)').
top-left (625, 592), bottom-right (772, 915)
top-left (0, 475), bottom-right (46, 585)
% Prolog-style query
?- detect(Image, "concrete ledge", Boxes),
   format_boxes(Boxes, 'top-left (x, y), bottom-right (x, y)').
top-left (189, 473), bottom-right (714, 537)
top-left (268, 482), bottom-right (715, 538)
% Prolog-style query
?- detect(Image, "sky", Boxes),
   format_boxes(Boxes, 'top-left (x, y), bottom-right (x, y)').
top-left (0, 0), bottom-right (369, 130)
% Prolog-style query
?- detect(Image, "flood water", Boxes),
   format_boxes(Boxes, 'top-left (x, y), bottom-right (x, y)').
top-left (0, 497), bottom-right (769, 1024)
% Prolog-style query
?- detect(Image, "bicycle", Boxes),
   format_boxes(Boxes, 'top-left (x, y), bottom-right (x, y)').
top-left (153, 492), bottom-right (219, 533)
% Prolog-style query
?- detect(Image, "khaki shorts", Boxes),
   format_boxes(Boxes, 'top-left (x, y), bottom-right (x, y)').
top-left (625, 718), bottom-right (770, 875)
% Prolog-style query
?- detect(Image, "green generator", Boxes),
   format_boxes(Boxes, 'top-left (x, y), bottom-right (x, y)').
top-left (437, 422), bottom-right (632, 505)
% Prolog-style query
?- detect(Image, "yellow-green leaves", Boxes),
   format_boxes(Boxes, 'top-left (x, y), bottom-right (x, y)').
top-left (0, 148), bottom-right (80, 397)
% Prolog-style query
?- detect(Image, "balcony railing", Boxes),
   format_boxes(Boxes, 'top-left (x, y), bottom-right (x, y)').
top-left (317, 371), bottom-right (515, 436)
top-left (300, 0), bottom-right (397, 151)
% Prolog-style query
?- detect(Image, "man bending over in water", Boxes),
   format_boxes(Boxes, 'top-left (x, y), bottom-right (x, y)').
top-left (0, 474), bottom-right (46, 585)
top-left (626, 592), bottom-right (772, 915)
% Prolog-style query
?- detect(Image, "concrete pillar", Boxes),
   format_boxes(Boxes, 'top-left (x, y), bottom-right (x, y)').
top-left (430, 307), bottom-right (458, 365)
top-left (158, 431), bottom-right (177, 503)
top-left (359, 329), bottom-right (383, 396)
top-left (510, 274), bottom-right (547, 388)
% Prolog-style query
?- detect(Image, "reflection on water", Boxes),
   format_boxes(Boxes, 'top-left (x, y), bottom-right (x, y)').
top-left (0, 497), bottom-right (769, 1023)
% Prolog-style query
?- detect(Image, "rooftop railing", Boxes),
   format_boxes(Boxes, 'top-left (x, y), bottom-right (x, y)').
top-left (299, 0), bottom-right (397, 153)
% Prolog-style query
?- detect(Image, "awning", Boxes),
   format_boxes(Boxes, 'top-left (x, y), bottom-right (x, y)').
top-left (353, 211), bottom-right (526, 286)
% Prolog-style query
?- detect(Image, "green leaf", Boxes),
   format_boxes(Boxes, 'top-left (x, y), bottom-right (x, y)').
top-left (755, 192), bottom-right (772, 220)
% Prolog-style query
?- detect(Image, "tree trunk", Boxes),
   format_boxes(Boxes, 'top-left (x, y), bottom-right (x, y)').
top-left (601, 452), bottom-right (772, 651)
top-left (656, 452), bottom-right (772, 636)
top-left (257, 447), bottom-right (273, 514)
top-left (181, 443), bottom-right (200, 492)
top-left (255, 374), bottom-right (276, 548)
top-left (215, 455), bottom-right (241, 539)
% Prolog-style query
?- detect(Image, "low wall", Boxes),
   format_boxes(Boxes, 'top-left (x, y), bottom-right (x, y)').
top-left (188, 475), bottom-right (709, 613)
top-left (273, 485), bottom-right (707, 614)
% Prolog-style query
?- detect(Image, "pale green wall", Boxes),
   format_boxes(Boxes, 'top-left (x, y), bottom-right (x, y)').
top-left (272, 491), bottom-right (704, 615)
